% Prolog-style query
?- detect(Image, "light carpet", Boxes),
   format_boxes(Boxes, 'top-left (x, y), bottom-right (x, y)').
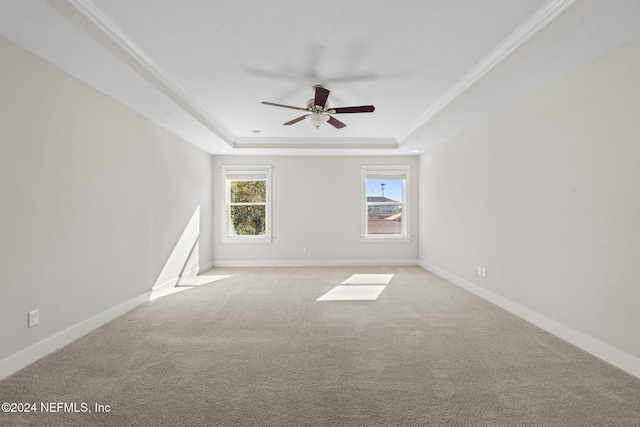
top-left (1, 266), bottom-right (639, 426)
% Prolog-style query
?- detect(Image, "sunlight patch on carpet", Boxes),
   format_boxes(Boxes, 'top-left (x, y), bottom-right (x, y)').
top-left (317, 285), bottom-right (386, 301)
top-left (149, 286), bottom-right (193, 301)
top-left (180, 275), bottom-right (232, 286)
top-left (342, 274), bottom-right (394, 285)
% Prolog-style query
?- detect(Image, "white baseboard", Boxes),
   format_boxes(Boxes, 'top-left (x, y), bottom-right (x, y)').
top-left (152, 276), bottom-right (180, 291)
top-left (181, 267), bottom-right (199, 279)
top-left (156, 267), bottom-right (198, 288)
top-left (198, 261), bottom-right (214, 274)
top-left (212, 259), bottom-right (419, 268)
top-left (0, 291), bottom-right (150, 381)
top-left (150, 268), bottom-right (201, 299)
top-left (419, 261), bottom-right (640, 380)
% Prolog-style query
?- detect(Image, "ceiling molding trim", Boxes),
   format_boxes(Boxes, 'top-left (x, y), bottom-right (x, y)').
top-left (50, 0), bottom-right (236, 144)
top-left (398, 0), bottom-right (577, 146)
top-left (234, 137), bottom-right (398, 150)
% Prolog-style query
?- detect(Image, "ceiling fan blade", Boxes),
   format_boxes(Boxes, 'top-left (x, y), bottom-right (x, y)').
top-left (262, 101), bottom-right (308, 111)
top-left (283, 115), bottom-right (308, 125)
top-left (314, 86), bottom-right (330, 108)
top-left (331, 105), bottom-right (375, 114)
top-left (327, 116), bottom-right (346, 129)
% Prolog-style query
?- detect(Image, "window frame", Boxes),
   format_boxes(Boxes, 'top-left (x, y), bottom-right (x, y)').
top-left (361, 165), bottom-right (411, 243)
top-left (221, 165), bottom-right (273, 244)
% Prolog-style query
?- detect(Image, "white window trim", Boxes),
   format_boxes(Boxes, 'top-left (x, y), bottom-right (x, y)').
top-left (361, 165), bottom-right (411, 243)
top-left (221, 165), bottom-right (273, 244)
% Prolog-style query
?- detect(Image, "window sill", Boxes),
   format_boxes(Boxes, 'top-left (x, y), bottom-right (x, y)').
top-left (221, 236), bottom-right (273, 244)
top-left (361, 236), bottom-right (411, 243)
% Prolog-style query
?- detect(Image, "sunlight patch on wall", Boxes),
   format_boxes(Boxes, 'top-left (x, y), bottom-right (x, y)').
top-left (150, 205), bottom-right (200, 300)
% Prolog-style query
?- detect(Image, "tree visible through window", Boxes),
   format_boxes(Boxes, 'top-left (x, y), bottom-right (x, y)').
top-left (221, 165), bottom-right (272, 243)
top-left (229, 180), bottom-right (266, 236)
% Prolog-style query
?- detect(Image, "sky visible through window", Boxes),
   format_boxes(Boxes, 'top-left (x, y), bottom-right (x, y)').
top-left (366, 179), bottom-right (402, 202)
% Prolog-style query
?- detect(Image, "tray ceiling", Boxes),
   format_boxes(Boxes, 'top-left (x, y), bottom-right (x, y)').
top-left (1, 0), bottom-right (640, 155)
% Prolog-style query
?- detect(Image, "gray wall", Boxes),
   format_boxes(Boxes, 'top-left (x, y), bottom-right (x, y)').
top-left (0, 37), bottom-right (213, 361)
top-left (212, 155), bottom-right (419, 266)
top-left (418, 36), bottom-right (640, 362)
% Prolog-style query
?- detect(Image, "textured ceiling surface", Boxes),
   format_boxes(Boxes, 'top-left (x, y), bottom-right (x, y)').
top-left (1, 0), bottom-right (640, 155)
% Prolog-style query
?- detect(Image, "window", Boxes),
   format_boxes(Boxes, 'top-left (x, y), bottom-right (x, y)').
top-left (221, 165), bottom-right (272, 243)
top-left (361, 165), bottom-right (410, 242)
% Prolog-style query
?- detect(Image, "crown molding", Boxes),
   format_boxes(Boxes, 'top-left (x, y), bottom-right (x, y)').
top-left (398, 0), bottom-right (577, 145)
top-left (47, 0), bottom-right (236, 145)
top-left (234, 137), bottom-right (398, 150)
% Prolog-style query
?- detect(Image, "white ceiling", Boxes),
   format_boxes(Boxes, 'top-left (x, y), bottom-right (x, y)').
top-left (2, 0), bottom-right (640, 156)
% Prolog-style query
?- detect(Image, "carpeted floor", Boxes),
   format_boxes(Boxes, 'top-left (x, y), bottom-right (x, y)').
top-left (1, 266), bottom-right (639, 426)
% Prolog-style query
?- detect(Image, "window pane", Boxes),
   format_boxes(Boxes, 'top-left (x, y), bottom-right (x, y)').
top-left (367, 205), bottom-right (402, 234)
top-left (230, 205), bottom-right (266, 236)
top-left (230, 180), bottom-right (266, 203)
top-left (366, 179), bottom-right (403, 235)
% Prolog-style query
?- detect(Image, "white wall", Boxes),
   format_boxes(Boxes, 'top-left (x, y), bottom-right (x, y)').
top-left (212, 155), bottom-right (419, 266)
top-left (0, 37), bottom-right (213, 366)
top-left (419, 36), bottom-right (640, 374)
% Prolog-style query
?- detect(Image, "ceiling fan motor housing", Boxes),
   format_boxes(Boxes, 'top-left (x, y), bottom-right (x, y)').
top-left (306, 98), bottom-right (328, 112)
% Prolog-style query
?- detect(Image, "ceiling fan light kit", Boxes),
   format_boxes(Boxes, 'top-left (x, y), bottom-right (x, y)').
top-left (262, 85), bottom-right (375, 129)
top-left (306, 113), bottom-right (330, 129)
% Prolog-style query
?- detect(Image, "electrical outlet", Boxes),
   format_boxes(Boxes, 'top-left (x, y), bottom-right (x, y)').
top-left (28, 309), bottom-right (39, 328)
top-left (478, 266), bottom-right (482, 276)
top-left (303, 247), bottom-right (308, 254)
top-left (481, 267), bottom-right (487, 278)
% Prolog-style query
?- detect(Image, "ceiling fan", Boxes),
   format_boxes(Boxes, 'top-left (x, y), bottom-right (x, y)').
top-left (261, 85), bottom-right (375, 129)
